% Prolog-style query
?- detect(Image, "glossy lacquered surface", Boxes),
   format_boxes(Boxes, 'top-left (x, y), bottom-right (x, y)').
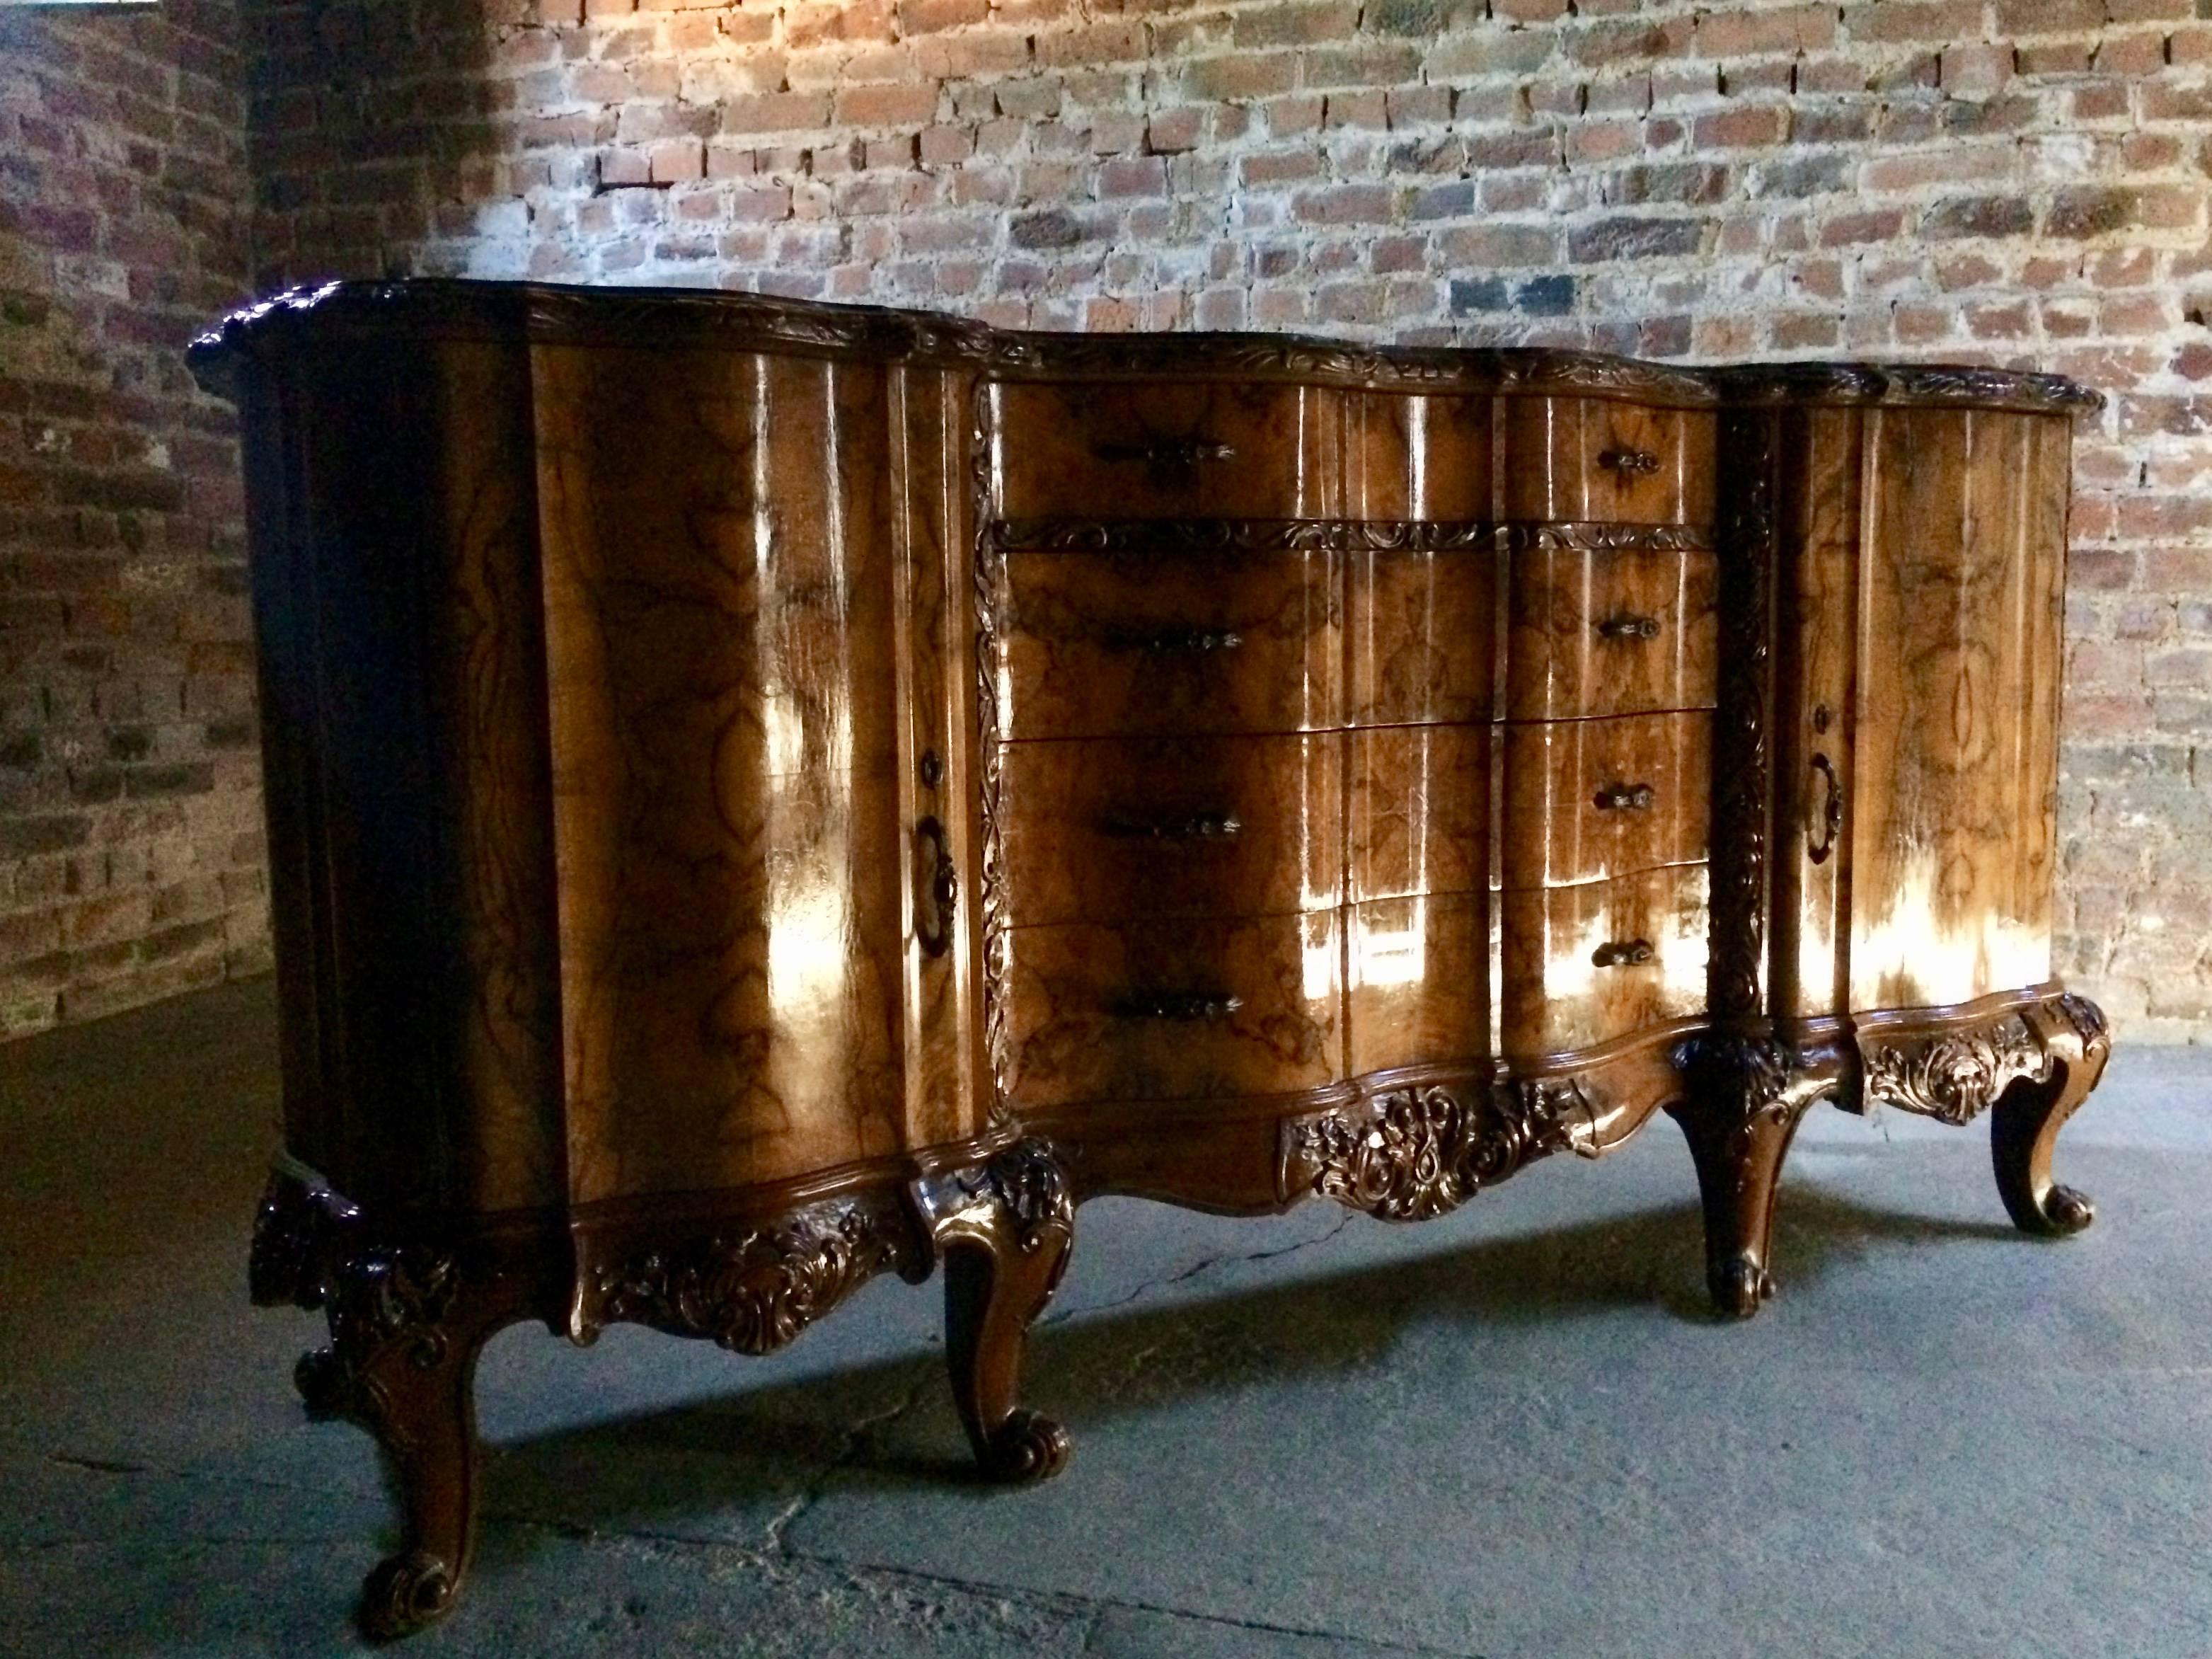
top-left (200, 282), bottom-right (2110, 1642)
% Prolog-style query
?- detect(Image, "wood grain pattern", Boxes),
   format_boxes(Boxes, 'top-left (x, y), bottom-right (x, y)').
top-left (1500, 865), bottom-right (1710, 1057)
top-left (1343, 890), bottom-right (1493, 1074)
top-left (1846, 410), bottom-right (2068, 1012)
top-left (1347, 723), bottom-right (1490, 902)
top-left (996, 544), bottom-right (1342, 740)
top-left (990, 379), bottom-right (1340, 520)
top-left (1500, 399), bottom-right (1717, 525)
top-left (998, 732), bottom-right (1341, 926)
top-left (1504, 541), bottom-right (1719, 722)
top-left (533, 345), bottom-right (909, 1202)
top-left (1500, 711), bottom-right (1712, 891)
top-left (1001, 912), bottom-right (1342, 1110)
top-left (1771, 408), bottom-right (1862, 1018)
top-left (1345, 536), bottom-right (1497, 725)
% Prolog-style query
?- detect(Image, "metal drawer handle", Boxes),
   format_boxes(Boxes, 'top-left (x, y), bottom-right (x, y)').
top-left (914, 815), bottom-right (957, 958)
top-left (1110, 992), bottom-right (1243, 1021)
top-left (1598, 613), bottom-right (1662, 641)
top-left (1095, 435), bottom-right (1237, 469)
top-left (1594, 781), bottom-right (1656, 812)
top-left (1591, 938), bottom-right (1654, 968)
top-left (1099, 810), bottom-right (1242, 842)
top-left (1102, 627), bottom-right (1243, 656)
top-left (1807, 752), bottom-right (1842, 866)
top-left (1601, 447), bottom-right (1661, 476)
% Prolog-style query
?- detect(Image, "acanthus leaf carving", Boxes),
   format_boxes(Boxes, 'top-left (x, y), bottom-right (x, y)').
top-left (1860, 1012), bottom-right (2051, 1126)
top-left (589, 1195), bottom-right (923, 1356)
top-left (1286, 1080), bottom-right (1598, 1222)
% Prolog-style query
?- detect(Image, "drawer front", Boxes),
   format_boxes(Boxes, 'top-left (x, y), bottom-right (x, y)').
top-left (1346, 539), bottom-right (1497, 725)
top-left (1500, 865), bottom-right (1708, 1058)
top-left (1506, 543), bottom-right (1718, 721)
top-left (993, 380), bottom-right (1334, 522)
top-left (995, 545), bottom-right (1342, 740)
top-left (998, 733), bottom-right (1341, 926)
top-left (1500, 398), bottom-right (1716, 527)
top-left (1344, 890), bottom-right (1492, 1076)
top-left (1002, 912), bottom-right (1342, 1109)
top-left (1348, 723), bottom-right (1490, 903)
top-left (1501, 710), bottom-right (1711, 890)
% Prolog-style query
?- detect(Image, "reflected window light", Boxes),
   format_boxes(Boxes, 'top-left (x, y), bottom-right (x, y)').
top-left (1352, 897), bottom-right (1427, 989)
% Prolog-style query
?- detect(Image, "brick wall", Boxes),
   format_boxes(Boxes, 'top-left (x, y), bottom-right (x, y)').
top-left (0, 3), bottom-right (267, 1040)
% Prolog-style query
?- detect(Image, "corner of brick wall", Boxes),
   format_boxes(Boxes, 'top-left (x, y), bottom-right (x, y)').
top-left (0, 3), bottom-right (270, 1042)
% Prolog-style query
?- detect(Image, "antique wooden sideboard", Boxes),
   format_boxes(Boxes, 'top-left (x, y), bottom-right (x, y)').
top-left (189, 280), bottom-right (2110, 1637)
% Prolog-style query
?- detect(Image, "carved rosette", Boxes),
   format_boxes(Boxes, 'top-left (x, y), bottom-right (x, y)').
top-left (587, 1193), bottom-right (925, 1356)
top-left (1860, 1004), bottom-right (2066, 1126)
top-left (1284, 1080), bottom-right (1598, 1222)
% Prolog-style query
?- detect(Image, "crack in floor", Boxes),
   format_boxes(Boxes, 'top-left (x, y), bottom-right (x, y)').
top-left (1042, 1211), bottom-right (1357, 1328)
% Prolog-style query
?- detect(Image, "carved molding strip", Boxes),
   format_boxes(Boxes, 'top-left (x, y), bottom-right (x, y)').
top-left (984, 517), bottom-right (1720, 556)
top-left (191, 281), bottom-right (2100, 417)
top-left (1708, 408), bottom-right (1778, 1021)
top-left (1282, 1079), bottom-right (1599, 1222)
top-left (584, 1190), bottom-right (926, 1355)
top-left (972, 383), bottom-right (1015, 1118)
top-left (1857, 989), bottom-right (2108, 1127)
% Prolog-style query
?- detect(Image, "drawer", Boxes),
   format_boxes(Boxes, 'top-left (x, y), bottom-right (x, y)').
top-left (1001, 912), bottom-right (1342, 1110)
top-left (992, 380), bottom-right (1334, 522)
top-left (1501, 398), bottom-right (1716, 527)
top-left (1345, 538), bottom-right (1497, 725)
top-left (1505, 541), bottom-right (1718, 721)
top-left (998, 733), bottom-right (1340, 926)
top-left (1348, 723), bottom-right (1490, 902)
top-left (1344, 890), bottom-right (1492, 1075)
top-left (995, 544), bottom-right (1342, 739)
top-left (1499, 865), bottom-right (1708, 1058)
top-left (1501, 710), bottom-right (1711, 890)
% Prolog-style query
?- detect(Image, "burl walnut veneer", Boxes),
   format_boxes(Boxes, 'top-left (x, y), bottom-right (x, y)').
top-left (190, 280), bottom-right (2112, 1638)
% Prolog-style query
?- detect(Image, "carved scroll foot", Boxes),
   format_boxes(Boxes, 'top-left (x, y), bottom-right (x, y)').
top-left (1992, 994), bottom-right (2110, 1237)
top-left (1857, 991), bottom-right (2111, 1239)
top-left (914, 1140), bottom-right (1075, 1485)
top-left (251, 1166), bottom-right (526, 1639)
top-left (1669, 1033), bottom-right (1847, 1319)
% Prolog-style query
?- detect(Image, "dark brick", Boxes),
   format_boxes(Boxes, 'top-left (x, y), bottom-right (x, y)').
top-left (0, 815), bottom-right (91, 859)
top-left (1919, 195), bottom-right (2035, 239)
top-left (1516, 275), bottom-right (1575, 315)
top-left (1448, 276), bottom-right (1510, 314)
top-left (1410, 183), bottom-right (1475, 220)
top-left (1566, 217), bottom-right (1706, 260)
top-left (2045, 188), bottom-right (2140, 239)
top-left (1008, 208), bottom-right (1089, 249)
top-left (105, 727), bottom-right (154, 762)
top-left (123, 762), bottom-right (216, 800)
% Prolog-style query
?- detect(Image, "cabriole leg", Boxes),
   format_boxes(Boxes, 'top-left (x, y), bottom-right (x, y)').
top-left (1857, 992), bottom-right (2112, 1239)
top-left (914, 1140), bottom-right (1074, 1483)
top-left (1993, 994), bottom-right (2111, 1236)
top-left (1668, 1034), bottom-right (1845, 1319)
top-left (251, 1168), bottom-right (526, 1639)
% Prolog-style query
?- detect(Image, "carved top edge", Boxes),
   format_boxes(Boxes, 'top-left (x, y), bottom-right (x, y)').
top-left (188, 278), bottom-right (2104, 416)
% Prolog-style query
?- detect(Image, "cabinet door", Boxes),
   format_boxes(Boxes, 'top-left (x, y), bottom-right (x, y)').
top-left (535, 346), bottom-right (974, 1204)
top-left (1843, 408), bottom-right (2070, 1014)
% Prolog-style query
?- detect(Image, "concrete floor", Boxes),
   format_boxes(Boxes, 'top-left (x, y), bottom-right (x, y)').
top-left (2, 980), bottom-right (2208, 1658)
